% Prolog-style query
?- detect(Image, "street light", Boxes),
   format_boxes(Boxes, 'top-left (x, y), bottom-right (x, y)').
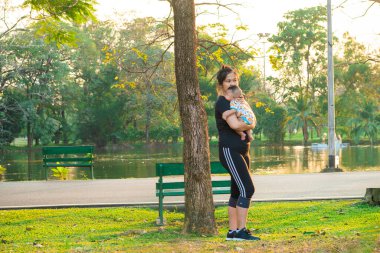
top-left (327, 0), bottom-right (338, 169)
top-left (258, 33), bottom-right (271, 92)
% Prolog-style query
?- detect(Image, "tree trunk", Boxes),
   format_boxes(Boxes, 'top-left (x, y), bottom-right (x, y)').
top-left (26, 85), bottom-right (33, 149)
top-left (172, 0), bottom-right (217, 234)
top-left (54, 133), bottom-right (60, 144)
top-left (302, 121), bottom-right (309, 145)
top-left (145, 79), bottom-right (151, 144)
top-left (27, 149), bottom-right (32, 180)
top-left (62, 110), bottom-right (69, 144)
top-left (364, 188), bottom-right (380, 205)
top-left (27, 120), bottom-right (33, 148)
top-left (310, 126), bottom-right (313, 140)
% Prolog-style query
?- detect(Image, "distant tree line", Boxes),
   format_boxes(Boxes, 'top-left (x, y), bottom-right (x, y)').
top-left (1, 4), bottom-right (379, 148)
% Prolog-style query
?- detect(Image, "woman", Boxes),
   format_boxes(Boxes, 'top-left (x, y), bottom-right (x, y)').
top-left (214, 65), bottom-right (260, 241)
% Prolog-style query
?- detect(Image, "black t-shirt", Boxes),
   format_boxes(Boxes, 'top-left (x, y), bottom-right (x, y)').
top-left (215, 96), bottom-right (249, 150)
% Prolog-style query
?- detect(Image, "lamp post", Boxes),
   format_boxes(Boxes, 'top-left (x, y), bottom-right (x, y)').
top-left (258, 33), bottom-right (270, 92)
top-left (327, 0), bottom-right (338, 169)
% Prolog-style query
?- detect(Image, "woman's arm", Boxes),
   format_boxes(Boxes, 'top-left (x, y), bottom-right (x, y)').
top-left (222, 109), bottom-right (235, 120)
top-left (222, 110), bottom-right (254, 131)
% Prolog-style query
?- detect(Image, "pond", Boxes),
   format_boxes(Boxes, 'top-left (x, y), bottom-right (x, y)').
top-left (0, 144), bottom-right (379, 181)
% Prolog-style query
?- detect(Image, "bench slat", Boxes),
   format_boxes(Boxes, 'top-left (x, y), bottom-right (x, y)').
top-left (156, 180), bottom-right (230, 196)
top-left (210, 162), bottom-right (229, 174)
top-left (158, 188), bottom-right (230, 197)
top-left (157, 180), bottom-right (230, 189)
top-left (156, 161), bottom-right (228, 176)
top-left (45, 163), bottom-right (92, 167)
top-left (158, 181), bottom-right (185, 189)
top-left (42, 146), bottom-right (94, 155)
top-left (43, 158), bottom-right (92, 163)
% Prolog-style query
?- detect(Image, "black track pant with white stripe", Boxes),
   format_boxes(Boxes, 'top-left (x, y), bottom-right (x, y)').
top-left (219, 146), bottom-right (255, 208)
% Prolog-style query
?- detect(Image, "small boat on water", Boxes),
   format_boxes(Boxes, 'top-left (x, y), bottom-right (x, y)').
top-left (311, 142), bottom-right (349, 149)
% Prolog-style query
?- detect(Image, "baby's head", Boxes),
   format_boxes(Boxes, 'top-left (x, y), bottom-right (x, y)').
top-left (226, 85), bottom-right (243, 100)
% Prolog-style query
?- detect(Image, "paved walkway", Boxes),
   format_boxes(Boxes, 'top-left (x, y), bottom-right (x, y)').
top-left (1, 171), bottom-right (379, 210)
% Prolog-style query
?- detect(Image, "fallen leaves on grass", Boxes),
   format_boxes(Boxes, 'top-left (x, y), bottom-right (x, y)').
top-left (119, 230), bottom-right (147, 236)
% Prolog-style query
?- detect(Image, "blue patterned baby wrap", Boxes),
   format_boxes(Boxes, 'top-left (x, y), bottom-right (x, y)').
top-left (230, 98), bottom-right (256, 126)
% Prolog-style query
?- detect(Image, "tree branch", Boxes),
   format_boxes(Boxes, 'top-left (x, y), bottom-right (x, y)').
top-left (195, 1), bottom-right (241, 16)
top-left (148, 41), bottom-right (174, 80)
top-left (0, 15), bottom-right (28, 39)
top-left (198, 38), bottom-right (253, 65)
top-left (334, 0), bottom-right (349, 10)
top-left (335, 57), bottom-right (380, 66)
top-left (354, 2), bottom-right (375, 18)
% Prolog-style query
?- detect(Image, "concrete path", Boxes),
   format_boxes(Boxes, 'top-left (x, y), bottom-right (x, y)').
top-left (0, 171), bottom-right (379, 209)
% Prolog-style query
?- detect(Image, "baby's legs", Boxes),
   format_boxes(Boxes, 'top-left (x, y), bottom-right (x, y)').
top-left (236, 118), bottom-right (246, 140)
top-left (237, 131), bottom-right (246, 140)
top-left (247, 130), bottom-right (254, 141)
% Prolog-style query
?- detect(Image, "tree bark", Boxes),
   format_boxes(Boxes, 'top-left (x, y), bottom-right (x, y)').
top-left (62, 107), bottom-right (68, 144)
top-left (27, 120), bottom-right (33, 148)
top-left (145, 79), bottom-right (152, 144)
top-left (26, 84), bottom-right (33, 149)
top-left (172, 0), bottom-right (217, 234)
top-left (302, 120), bottom-right (309, 145)
top-left (364, 188), bottom-right (380, 205)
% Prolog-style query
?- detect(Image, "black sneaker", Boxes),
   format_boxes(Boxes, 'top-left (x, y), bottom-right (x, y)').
top-left (234, 228), bottom-right (260, 241)
top-left (226, 230), bottom-right (236, 241)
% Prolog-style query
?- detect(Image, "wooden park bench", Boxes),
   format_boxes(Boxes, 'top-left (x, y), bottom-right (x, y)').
top-left (42, 146), bottom-right (94, 180)
top-left (156, 161), bottom-right (230, 225)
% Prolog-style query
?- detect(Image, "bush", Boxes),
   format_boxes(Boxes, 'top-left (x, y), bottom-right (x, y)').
top-left (51, 166), bottom-right (69, 180)
top-left (150, 124), bottom-right (181, 143)
top-left (262, 106), bottom-right (288, 143)
top-left (124, 126), bottom-right (145, 143)
top-left (0, 165), bottom-right (6, 180)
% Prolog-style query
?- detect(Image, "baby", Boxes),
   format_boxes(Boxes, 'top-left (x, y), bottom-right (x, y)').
top-left (224, 86), bottom-right (256, 141)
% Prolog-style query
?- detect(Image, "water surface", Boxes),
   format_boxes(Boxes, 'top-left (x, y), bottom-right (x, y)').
top-left (1, 144), bottom-right (379, 181)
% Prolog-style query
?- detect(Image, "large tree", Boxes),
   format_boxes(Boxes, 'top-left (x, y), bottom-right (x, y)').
top-left (172, 0), bottom-right (216, 234)
top-left (0, 0), bottom-right (97, 147)
top-left (269, 6), bottom-right (327, 143)
top-left (334, 32), bottom-right (379, 141)
top-left (113, 17), bottom-right (177, 144)
top-left (348, 100), bottom-right (379, 145)
top-left (287, 96), bottom-right (318, 144)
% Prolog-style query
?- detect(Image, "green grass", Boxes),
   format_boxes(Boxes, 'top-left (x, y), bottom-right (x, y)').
top-left (0, 200), bottom-right (379, 252)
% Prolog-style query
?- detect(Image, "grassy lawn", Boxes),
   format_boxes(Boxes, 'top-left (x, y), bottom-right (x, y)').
top-left (0, 200), bottom-right (379, 252)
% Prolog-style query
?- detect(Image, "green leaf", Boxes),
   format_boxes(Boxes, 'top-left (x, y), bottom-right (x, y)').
top-left (23, 0), bottom-right (97, 23)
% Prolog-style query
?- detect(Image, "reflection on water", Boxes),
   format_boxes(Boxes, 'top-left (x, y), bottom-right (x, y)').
top-left (1, 144), bottom-right (379, 181)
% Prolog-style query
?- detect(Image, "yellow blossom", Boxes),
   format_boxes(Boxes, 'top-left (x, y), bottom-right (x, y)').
top-left (265, 107), bottom-right (273, 113)
top-left (111, 84), bottom-right (125, 89)
top-left (256, 101), bottom-right (265, 108)
top-left (127, 82), bottom-right (136, 89)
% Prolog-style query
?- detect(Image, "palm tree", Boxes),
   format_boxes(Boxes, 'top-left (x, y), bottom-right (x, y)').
top-left (287, 96), bottom-right (319, 145)
top-left (348, 101), bottom-right (379, 145)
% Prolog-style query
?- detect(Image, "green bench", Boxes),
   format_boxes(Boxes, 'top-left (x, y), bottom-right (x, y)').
top-left (156, 161), bottom-right (230, 225)
top-left (42, 146), bottom-right (94, 180)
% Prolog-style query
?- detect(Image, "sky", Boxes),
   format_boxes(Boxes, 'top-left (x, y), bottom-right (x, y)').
top-left (4, 0), bottom-right (377, 76)
top-left (95, 0), bottom-right (380, 51)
